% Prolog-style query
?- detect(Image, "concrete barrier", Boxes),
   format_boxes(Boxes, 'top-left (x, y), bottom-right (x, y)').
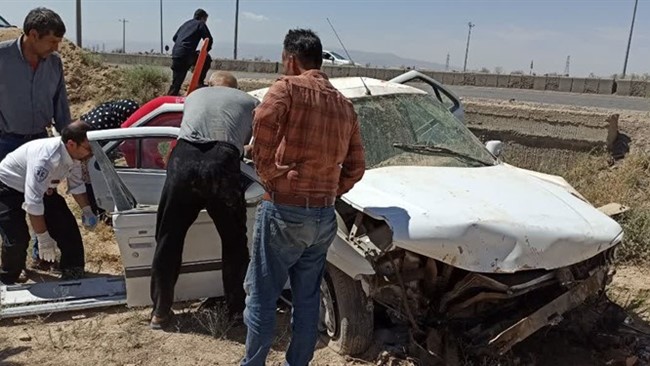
top-left (546, 77), bottom-right (560, 91)
top-left (441, 72), bottom-right (455, 85)
top-left (616, 79), bottom-right (632, 96)
top-left (99, 52), bottom-right (636, 96)
top-left (584, 78), bottom-right (600, 94)
top-left (533, 76), bottom-right (547, 91)
top-left (571, 78), bottom-right (586, 93)
top-left (508, 75), bottom-right (523, 88)
top-left (630, 80), bottom-right (647, 97)
top-left (497, 75), bottom-right (509, 88)
top-left (598, 79), bottom-right (614, 95)
top-left (559, 78), bottom-right (573, 92)
top-left (484, 74), bottom-right (498, 87)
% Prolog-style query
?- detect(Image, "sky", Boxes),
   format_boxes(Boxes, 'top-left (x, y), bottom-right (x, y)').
top-left (2, 0), bottom-right (649, 77)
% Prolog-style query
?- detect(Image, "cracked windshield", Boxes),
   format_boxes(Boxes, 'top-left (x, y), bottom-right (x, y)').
top-left (353, 93), bottom-right (496, 168)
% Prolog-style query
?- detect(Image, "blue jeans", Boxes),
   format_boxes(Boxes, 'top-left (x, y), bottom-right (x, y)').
top-left (241, 200), bottom-right (336, 366)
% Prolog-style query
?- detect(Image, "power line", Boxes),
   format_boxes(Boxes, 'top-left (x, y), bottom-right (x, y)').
top-left (622, 0), bottom-right (639, 78)
top-left (463, 22), bottom-right (475, 72)
top-left (118, 18), bottom-right (129, 53)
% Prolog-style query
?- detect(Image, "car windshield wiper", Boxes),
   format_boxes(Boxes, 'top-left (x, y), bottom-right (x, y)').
top-left (392, 143), bottom-right (493, 167)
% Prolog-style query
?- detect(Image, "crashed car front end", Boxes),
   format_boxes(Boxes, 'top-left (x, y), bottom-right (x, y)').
top-left (360, 245), bottom-right (617, 359)
top-left (334, 165), bottom-right (624, 358)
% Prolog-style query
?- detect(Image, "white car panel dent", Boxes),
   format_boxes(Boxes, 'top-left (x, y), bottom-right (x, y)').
top-left (341, 165), bottom-right (623, 273)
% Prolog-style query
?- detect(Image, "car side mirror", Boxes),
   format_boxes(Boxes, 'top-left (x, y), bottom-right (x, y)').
top-left (485, 140), bottom-right (504, 157)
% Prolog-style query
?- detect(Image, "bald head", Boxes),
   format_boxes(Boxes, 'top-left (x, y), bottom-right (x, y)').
top-left (208, 71), bottom-right (238, 89)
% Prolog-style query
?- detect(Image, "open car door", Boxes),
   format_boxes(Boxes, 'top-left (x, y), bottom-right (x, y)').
top-left (89, 127), bottom-right (264, 307)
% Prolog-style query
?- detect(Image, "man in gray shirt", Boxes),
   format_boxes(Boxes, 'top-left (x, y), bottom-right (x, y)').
top-left (150, 71), bottom-right (259, 329)
top-left (0, 8), bottom-right (71, 161)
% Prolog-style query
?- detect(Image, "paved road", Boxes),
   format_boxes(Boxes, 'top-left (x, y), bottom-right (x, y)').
top-left (448, 85), bottom-right (650, 112)
top-left (117, 64), bottom-right (649, 112)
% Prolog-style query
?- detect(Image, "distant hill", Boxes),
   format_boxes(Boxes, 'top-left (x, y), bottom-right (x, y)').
top-left (86, 39), bottom-right (455, 71)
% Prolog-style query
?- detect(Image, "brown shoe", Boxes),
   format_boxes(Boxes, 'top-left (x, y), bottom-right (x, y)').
top-left (150, 313), bottom-right (173, 330)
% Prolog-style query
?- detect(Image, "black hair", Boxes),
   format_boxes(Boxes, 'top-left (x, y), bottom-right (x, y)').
top-left (283, 28), bottom-right (323, 69)
top-left (194, 9), bottom-right (208, 20)
top-left (23, 7), bottom-right (66, 38)
top-left (61, 122), bottom-right (91, 144)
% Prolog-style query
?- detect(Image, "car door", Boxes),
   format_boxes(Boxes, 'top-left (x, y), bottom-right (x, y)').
top-left (390, 70), bottom-right (465, 123)
top-left (88, 129), bottom-right (264, 307)
top-left (88, 129), bottom-right (178, 211)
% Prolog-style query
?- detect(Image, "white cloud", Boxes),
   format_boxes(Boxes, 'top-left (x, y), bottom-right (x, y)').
top-left (242, 12), bottom-right (268, 22)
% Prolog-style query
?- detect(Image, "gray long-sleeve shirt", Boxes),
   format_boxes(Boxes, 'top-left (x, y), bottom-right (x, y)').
top-left (0, 37), bottom-right (71, 136)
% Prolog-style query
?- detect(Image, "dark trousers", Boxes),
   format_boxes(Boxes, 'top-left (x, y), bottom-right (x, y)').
top-left (167, 52), bottom-right (213, 96)
top-left (0, 183), bottom-right (84, 284)
top-left (151, 139), bottom-right (249, 316)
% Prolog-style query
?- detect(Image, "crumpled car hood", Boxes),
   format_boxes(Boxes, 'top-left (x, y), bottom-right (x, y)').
top-left (342, 165), bottom-right (623, 273)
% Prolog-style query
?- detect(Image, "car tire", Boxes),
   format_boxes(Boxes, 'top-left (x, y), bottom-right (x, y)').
top-left (320, 263), bottom-right (373, 356)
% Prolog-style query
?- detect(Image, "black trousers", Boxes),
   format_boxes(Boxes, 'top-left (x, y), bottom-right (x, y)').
top-left (0, 182), bottom-right (84, 284)
top-left (167, 52), bottom-right (213, 96)
top-left (151, 139), bottom-right (249, 316)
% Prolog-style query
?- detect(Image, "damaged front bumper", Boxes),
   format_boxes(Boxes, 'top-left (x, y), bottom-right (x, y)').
top-left (487, 265), bottom-right (609, 355)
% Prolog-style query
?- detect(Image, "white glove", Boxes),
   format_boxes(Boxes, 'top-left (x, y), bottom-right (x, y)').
top-left (36, 231), bottom-right (57, 262)
top-left (81, 206), bottom-right (97, 230)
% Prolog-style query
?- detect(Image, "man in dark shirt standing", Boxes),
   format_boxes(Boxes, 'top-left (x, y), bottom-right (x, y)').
top-left (0, 7), bottom-right (70, 160)
top-left (167, 9), bottom-right (214, 96)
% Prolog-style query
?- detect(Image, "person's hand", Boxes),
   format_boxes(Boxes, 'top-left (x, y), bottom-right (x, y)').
top-left (82, 206), bottom-right (98, 230)
top-left (36, 231), bottom-right (57, 262)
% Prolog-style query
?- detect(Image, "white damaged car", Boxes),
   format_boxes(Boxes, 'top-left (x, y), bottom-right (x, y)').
top-left (0, 72), bottom-right (623, 360)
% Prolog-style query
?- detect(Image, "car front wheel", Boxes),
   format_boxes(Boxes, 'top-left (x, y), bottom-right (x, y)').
top-left (319, 263), bottom-right (373, 355)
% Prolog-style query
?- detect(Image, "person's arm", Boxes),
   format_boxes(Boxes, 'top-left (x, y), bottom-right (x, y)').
top-left (251, 80), bottom-right (291, 184)
top-left (201, 23), bottom-right (214, 51)
top-left (52, 58), bottom-right (72, 133)
top-left (337, 114), bottom-right (366, 196)
top-left (23, 158), bottom-right (53, 234)
top-left (68, 163), bottom-right (97, 228)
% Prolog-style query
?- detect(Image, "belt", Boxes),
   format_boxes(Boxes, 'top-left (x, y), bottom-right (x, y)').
top-left (0, 132), bottom-right (48, 140)
top-left (262, 192), bottom-right (335, 208)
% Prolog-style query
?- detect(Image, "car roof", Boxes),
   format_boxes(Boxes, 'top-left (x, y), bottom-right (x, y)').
top-left (128, 77), bottom-right (427, 125)
top-left (248, 77), bottom-right (426, 101)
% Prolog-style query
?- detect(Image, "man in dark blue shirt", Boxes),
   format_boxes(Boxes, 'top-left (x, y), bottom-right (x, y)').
top-left (0, 7), bottom-right (70, 161)
top-left (167, 9), bottom-right (214, 96)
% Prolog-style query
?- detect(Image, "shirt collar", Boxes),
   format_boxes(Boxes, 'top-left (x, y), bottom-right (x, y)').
top-left (59, 140), bottom-right (75, 166)
top-left (15, 35), bottom-right (25, 60)
top-left (301, 69), bottom-right (329, 79)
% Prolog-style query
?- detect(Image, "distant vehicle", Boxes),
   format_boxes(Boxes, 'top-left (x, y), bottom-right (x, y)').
top-left (0, 15), bottom-right (14, 28)
top-left (322, 50), bottom-right (355, 66)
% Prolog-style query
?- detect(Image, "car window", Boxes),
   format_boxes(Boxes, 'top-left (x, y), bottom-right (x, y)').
top-left (352, 93), bottom-right (493, 169)
top-left (146, 112), bottom-right (182, 128)
top-left (107, 136), bottom-right (176, 170)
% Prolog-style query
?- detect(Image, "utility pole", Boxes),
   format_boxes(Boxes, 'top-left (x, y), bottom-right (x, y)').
top-left (564, 55), bottom-right (571, 76)
top-left (118, 18), bottom-right (129, 53)
top-left (76, 0), bottom-right (82, 47)
top-left (445, 53), bottom-right (450, 71)
top-left (159, 0), bottom-right (163, 54)
top-left (463, 22), bottom-right (475, 72)
top-left (233, 0), bottom-right (240, 60)
top-left (622, 0), bottom-right (638, 79)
